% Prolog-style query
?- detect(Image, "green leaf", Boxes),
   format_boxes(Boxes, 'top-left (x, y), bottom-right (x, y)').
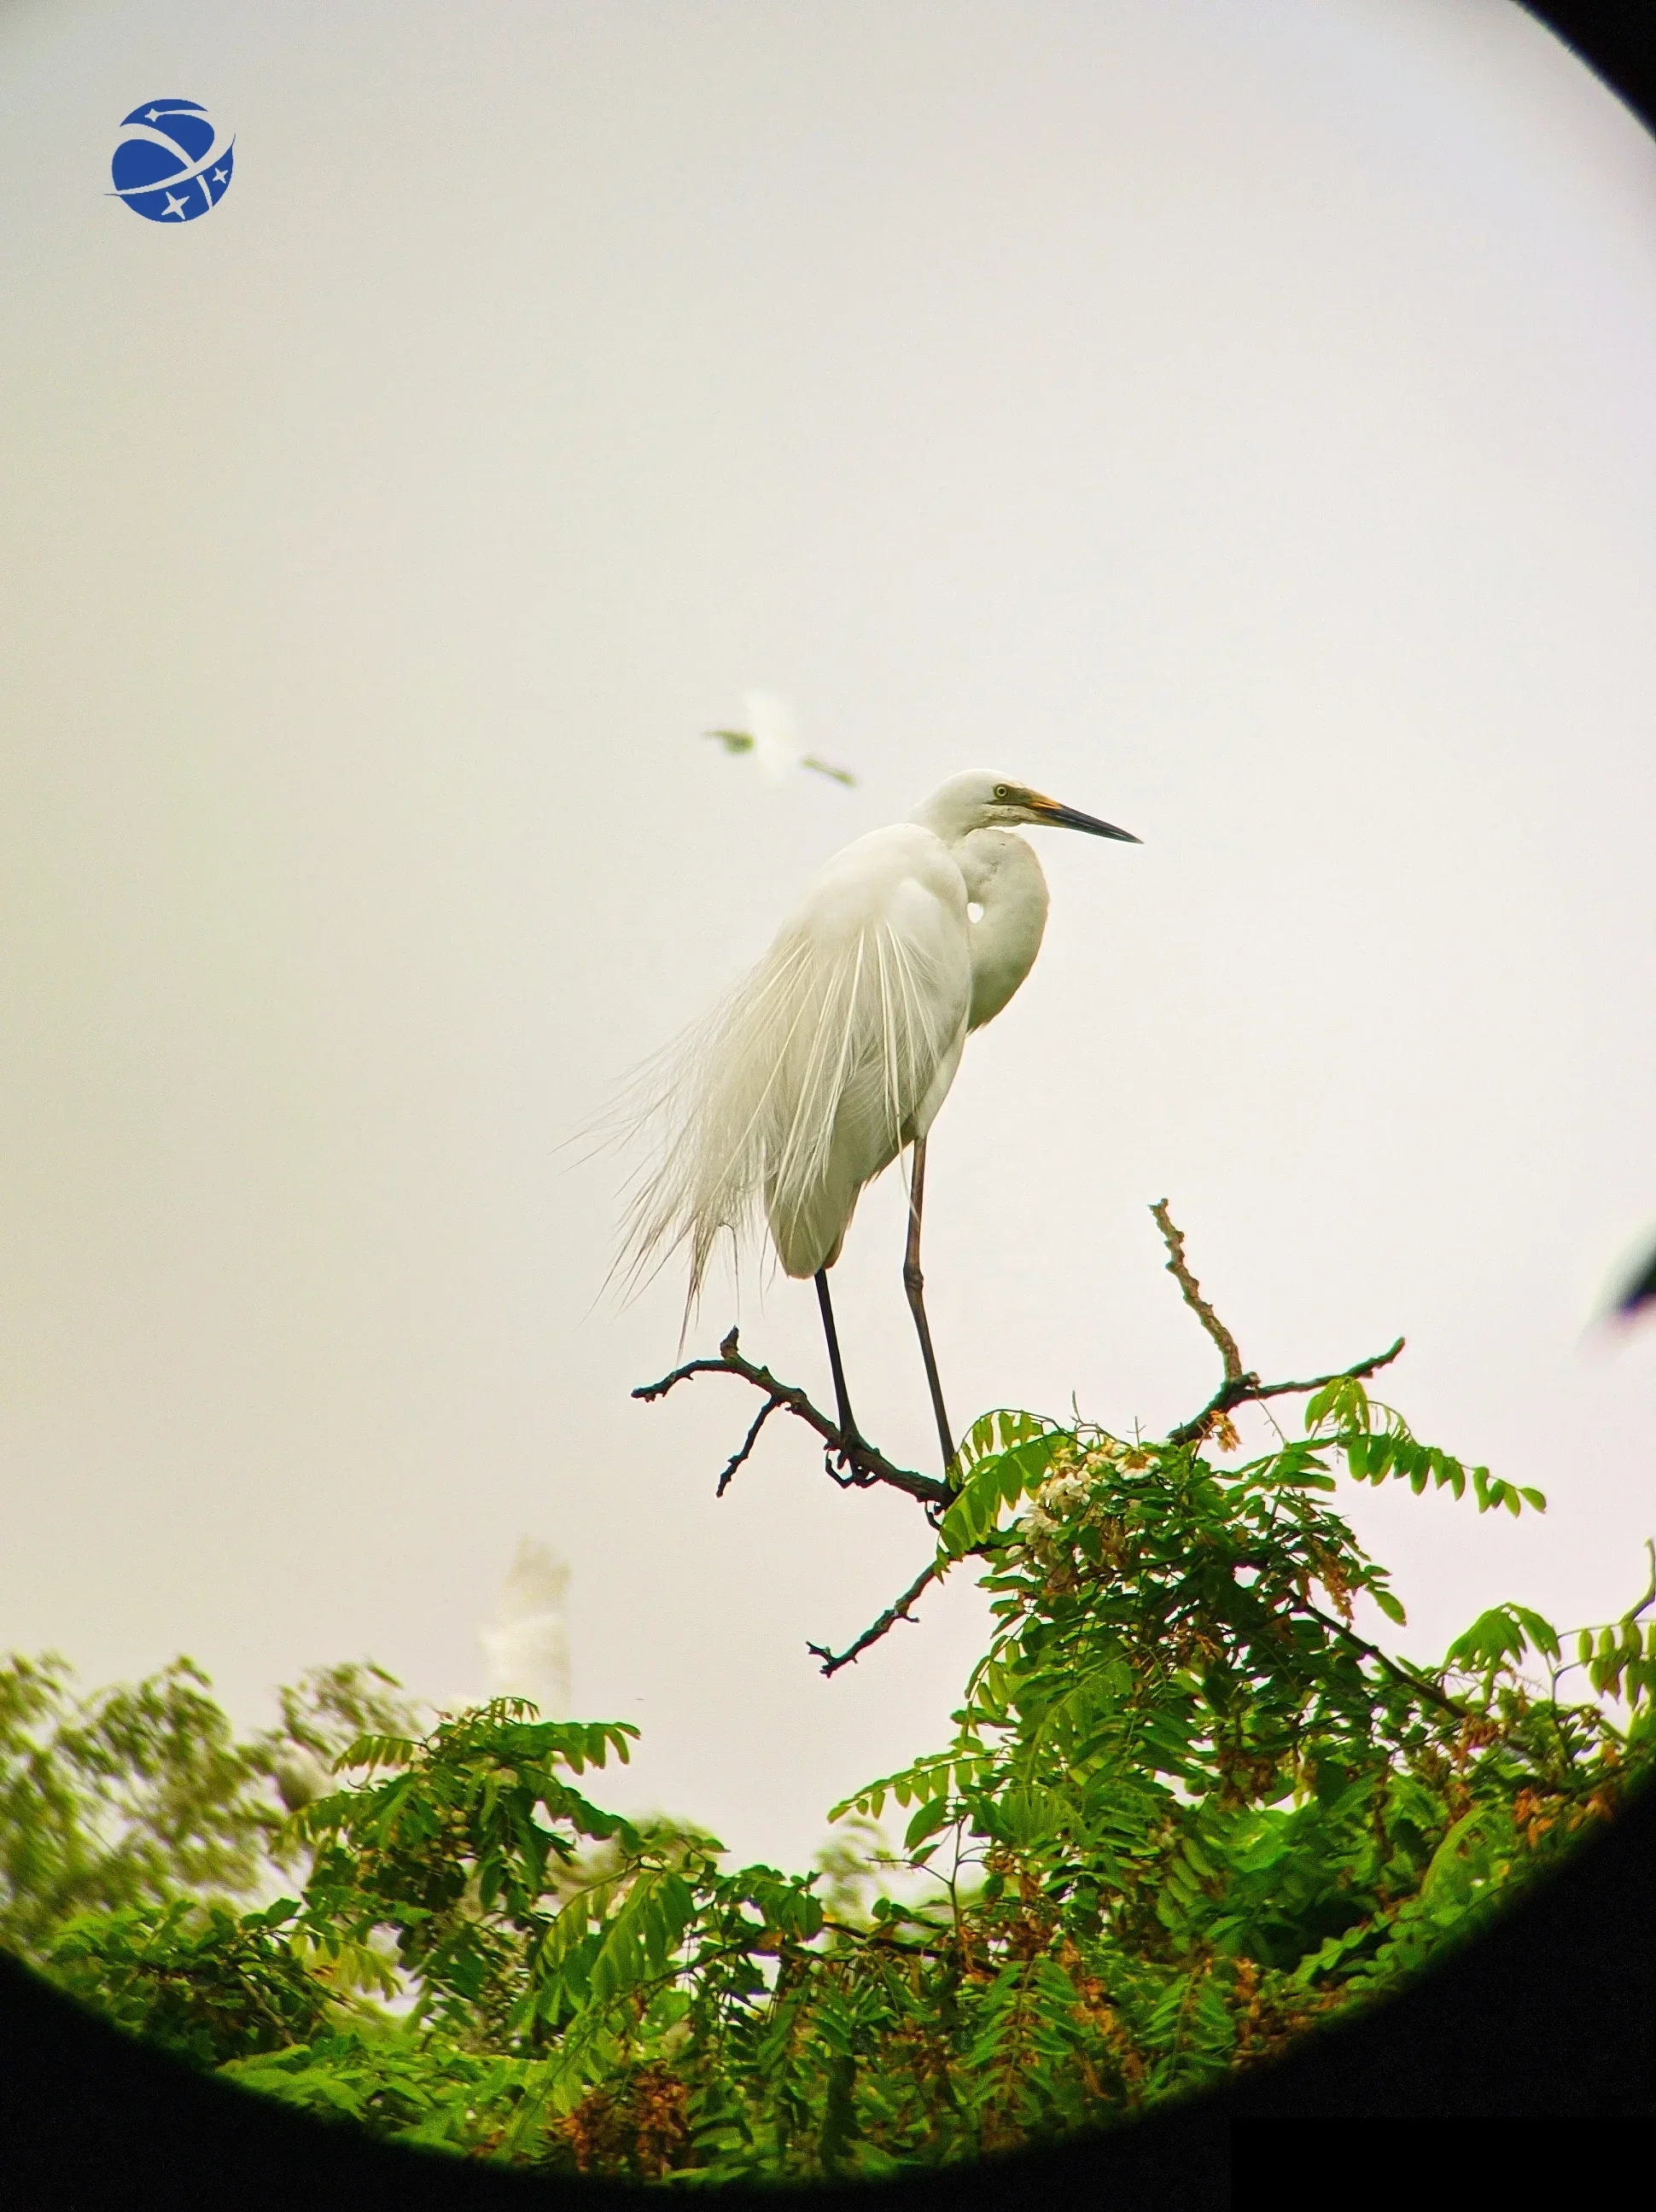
top-left (1230, 1821), bottom-right (1290, 1874)
top-left (937, 1433), bottom-right (1063, 1558)
top-left (902, 1795), bottom-right (955, 1851)
top-left (1510, 1606), bottom-right (1560, 1663)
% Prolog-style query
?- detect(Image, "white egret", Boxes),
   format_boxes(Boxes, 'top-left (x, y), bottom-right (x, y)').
top-left (618, 771), bottom-right (1140, 1468)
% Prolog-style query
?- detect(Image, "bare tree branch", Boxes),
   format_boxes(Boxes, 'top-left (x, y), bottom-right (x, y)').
top-left (808, 1557), bottom-right (945, 1678)
top-left (1152, 1199), bottom-right (1244, 1382)
top-left (634, 1329), bottom-right (953, 1516)
top-left (1152, 1201), bottom-right (1404, 1446)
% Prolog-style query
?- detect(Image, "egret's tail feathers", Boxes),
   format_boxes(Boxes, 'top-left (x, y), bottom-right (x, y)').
top-left (608, 916), bottom-right (965, 1313)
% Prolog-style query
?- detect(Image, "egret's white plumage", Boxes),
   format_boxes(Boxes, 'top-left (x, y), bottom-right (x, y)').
top-left (746, 691), bottom-right (806, 786)
top-left (615, 772), bottom-right (1139, 1314)
top-left (479, 1537), bottom-right (571, 1719)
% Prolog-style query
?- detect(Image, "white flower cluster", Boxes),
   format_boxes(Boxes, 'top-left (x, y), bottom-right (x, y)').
top-left (1018, 1469), bottom-right (1094, 1550)
top-left (1012, 1437), bottom-right (1152, 1564)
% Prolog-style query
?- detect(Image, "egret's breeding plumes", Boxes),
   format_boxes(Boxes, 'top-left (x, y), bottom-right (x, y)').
top-left (615, 772), bottom-right (1140, 1468)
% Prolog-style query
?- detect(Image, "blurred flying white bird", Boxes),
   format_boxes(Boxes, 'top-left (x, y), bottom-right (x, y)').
top-left (615, 771), bottom-right (1140, 1470)
top-left (478, 1537), bottom-right (571, 1719)
top-left (704, 691), bottom-right (856, 786)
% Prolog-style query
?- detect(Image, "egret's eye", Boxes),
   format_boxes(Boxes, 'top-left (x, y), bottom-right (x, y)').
top-left (993, 783), bottom-right (1010, 800)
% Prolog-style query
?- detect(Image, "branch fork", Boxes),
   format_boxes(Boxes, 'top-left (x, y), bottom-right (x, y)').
top-left (633, 1329), bottom-right (953, 1517)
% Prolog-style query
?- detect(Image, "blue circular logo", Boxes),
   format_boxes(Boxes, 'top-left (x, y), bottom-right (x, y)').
top-left (110, 100), bottom-right (234, 224)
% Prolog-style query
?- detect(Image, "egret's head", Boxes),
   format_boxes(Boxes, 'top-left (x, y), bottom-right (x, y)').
top-left (913, 771), bottom-right (1140, 847)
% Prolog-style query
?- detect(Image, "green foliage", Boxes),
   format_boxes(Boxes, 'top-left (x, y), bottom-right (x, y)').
top-left (938, 1414), bottom-right (1062, 1558)
top-left (1303, 1373), bottom-right (1546, 1516)
top-left (46, 1896), bottom-right (337, 2068)
top-left (0, 1653), bottom-right (415, 1959)
top-left (6, 1378), bottom-right (1652, 2183)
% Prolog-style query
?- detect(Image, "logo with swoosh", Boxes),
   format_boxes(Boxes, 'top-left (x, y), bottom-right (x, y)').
top-left (110, 100), bottom-right (234, 224)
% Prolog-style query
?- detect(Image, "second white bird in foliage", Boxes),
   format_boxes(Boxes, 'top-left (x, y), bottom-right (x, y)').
top-left (478, 1538), bottom-right (571, 1720)
top-left (617, 771), bottom-right (1140, 1470)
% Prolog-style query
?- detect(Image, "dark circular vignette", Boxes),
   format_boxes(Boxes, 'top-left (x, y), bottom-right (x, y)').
top-left (2, 3), bottom-right (1653, 2204)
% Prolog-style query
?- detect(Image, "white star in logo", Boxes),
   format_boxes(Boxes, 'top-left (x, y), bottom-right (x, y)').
top-left (163, 190), bottom-right (189, 218)
top-left (212, 166), bottom-right (227, 184)
top-left (145, 107), bottom-right (162, 123)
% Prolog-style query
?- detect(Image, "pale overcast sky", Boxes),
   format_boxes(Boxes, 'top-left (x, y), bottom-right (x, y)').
top-left (2, 0), bottom-right (1653, 1871)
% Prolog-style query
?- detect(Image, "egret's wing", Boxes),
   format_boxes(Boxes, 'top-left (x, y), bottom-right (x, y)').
top-left (611, 829), bottom-right (969, 1307)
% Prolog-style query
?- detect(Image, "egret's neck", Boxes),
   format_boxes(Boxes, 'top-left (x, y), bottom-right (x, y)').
top-left (956, 829), bottom-right (1050, 1032)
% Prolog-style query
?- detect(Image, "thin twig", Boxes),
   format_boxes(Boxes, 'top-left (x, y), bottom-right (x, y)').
top-left (808, 1557), bottom-right (946, 1678)
top-left (716, 1396), bottom-right (781, 1497)
top-left (1551, 1538), bottom-right (1656, 1693)
top-left (1618, 1538), bottom-right (1656, 1625)
top-left (1152, 1200), bottom-right (1244, 1382)
top-left (819, 1919), bottom-right (958, 1959)
top-left (634, 1329), bottom-right (953, 1516)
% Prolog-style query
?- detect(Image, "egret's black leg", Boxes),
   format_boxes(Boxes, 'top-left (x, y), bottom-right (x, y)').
top-left (904, 1137), bottom-right (955, 1473)
top-left (815, 1269), bottom-right (863, 1452)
